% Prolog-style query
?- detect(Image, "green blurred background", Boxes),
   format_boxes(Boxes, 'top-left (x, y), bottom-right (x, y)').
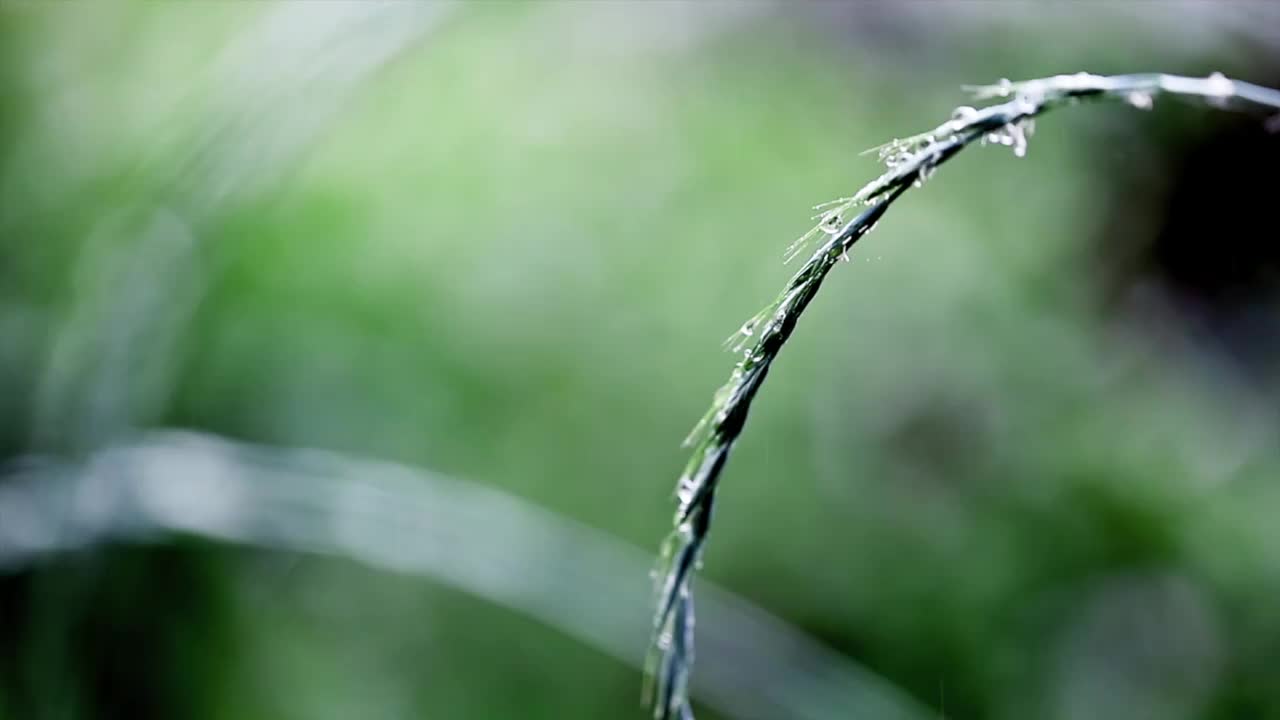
top-left (2, 2), bottom-right (1280, 719)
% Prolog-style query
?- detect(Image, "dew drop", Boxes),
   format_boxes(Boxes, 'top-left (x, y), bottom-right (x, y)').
top-left (819, 211), bottom-right (843, 234)
top-left (949, 106), bottom-right (979, 132)
top-left (1009, 120), bottom-right (1029, 157)
top-left (983, 121), bottom-right (1030, 158)
top-left (676, 484), bottom-right (694, 507)
top-left (1206, 71), bottom-right (1233, 96)
top-left (1125, 90), bottom-right (1154, 110)
top-left (1205, 71), bottom-right (1234, 108)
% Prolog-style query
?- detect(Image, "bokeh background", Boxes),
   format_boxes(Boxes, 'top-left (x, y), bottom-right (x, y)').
top-left (3, 2), bottom-right (1280, 719)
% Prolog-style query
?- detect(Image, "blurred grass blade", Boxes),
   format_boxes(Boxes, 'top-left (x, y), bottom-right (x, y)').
top-left (0, 430), bottom-right (933, 720)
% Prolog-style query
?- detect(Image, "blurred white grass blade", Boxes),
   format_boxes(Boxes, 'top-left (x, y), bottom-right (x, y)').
top-left (30, 2), bottom-right (456, 452)
top-left (175, 1), bottom-right (458, 212)
top-left (30, 209), bottom-right (200, 452)
top-left (0, 430), bottom-right (931, 720)
top-left (27, 1), bottom-right (454, 454)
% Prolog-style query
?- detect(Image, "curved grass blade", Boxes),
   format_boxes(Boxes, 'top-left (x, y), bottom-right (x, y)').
top-left (648, 72), bottom-right (1280, 720)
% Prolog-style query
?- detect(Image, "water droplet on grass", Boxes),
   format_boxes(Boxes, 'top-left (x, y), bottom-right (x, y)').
top-left (819, 211), bottom-right (843, 234)
top-left (1125, 90), bottom-right (1154, 110)
top-left (1206, 72), bottom-right (1233, 96)
top-left (1205, 71), bottom-right (1234, 108)
top-left (983, 118), bottom-right (1031, 157)
top-left (676, 483), bottom-right (694, 507)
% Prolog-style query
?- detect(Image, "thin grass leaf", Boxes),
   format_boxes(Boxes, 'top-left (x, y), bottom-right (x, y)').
top-left (648, 71), bottom-right (1280, 720)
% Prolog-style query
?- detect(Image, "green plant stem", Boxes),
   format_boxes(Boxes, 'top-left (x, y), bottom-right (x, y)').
top-left (647, 71), bottom-right (1280, 720)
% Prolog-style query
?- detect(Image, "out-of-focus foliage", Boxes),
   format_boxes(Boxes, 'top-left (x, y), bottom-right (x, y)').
top-left (2, 3), bottom-right (1279, 720)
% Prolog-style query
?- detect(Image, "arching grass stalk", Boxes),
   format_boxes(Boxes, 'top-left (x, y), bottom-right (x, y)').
top-left (647, 72), bottom-right (1280, 720)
